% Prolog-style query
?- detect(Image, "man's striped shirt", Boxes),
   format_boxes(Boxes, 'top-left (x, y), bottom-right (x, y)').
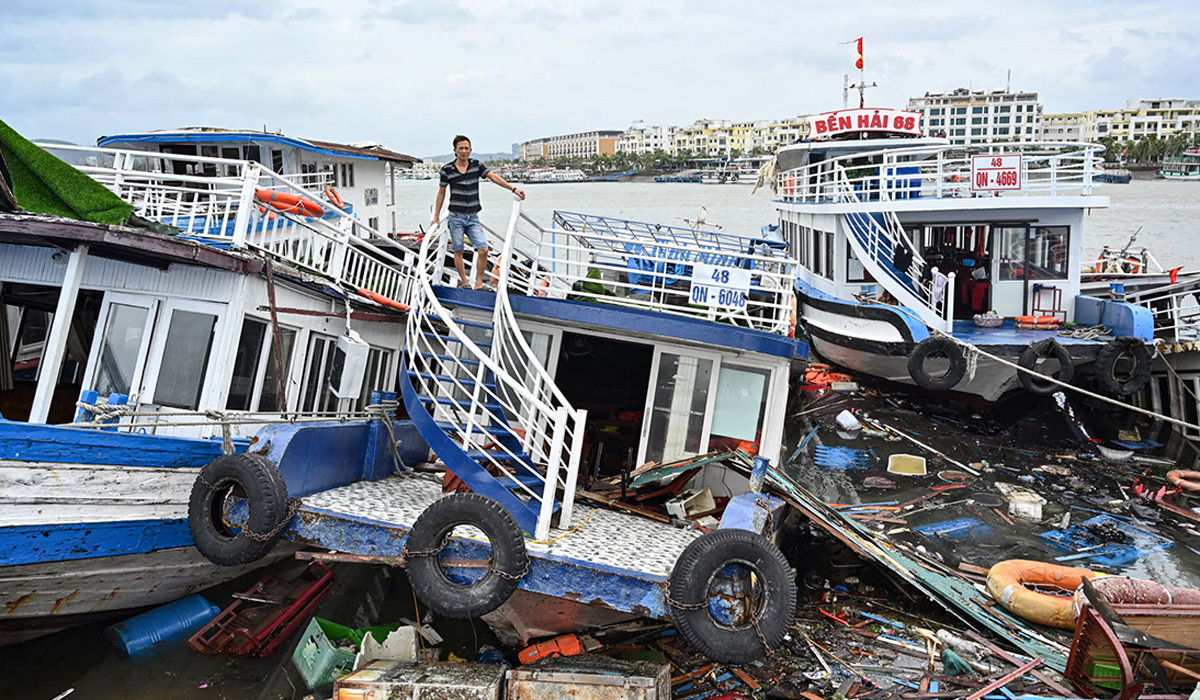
top-left (440, 158), bottom-right (492, 214)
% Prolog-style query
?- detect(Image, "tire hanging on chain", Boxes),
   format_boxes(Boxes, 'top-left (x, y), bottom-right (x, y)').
top-left (1093, 336), bottom-right (1152, 396)
top-left (1018, 338), bottom-right (1075, 394)
top-left (907, 336), bottom-right (967, 391)
top-left (188, 453), bottom-right (292, 566)
top-left (405, 493), bottom-right (528, 619)
top-left (667, 529), bottom-right (796, 664)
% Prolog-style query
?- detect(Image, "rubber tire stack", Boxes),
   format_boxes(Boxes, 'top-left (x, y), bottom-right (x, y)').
top-left (907, 336), bottom-right (967, 391)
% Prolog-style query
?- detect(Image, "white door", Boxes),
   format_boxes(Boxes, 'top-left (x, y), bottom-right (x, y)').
top-left (638, 348), bottom-right (720, 467)
top-left (138, 299), bottom-right (225, 435)
top-left (80, 293), bottom-right (159, 405)
top-left (990, 225), bottom-right (1027, 317)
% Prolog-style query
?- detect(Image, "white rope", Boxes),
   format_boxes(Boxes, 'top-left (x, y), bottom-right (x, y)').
top-left (892, 307), bottom-right (1200, 434)
top-left (71, 401), bottom-right (372, 430)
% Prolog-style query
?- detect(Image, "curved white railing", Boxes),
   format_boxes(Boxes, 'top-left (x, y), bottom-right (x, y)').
top-left (777, 141), bottom-right (1104, 204)
top-left (405, 219), bottom-right (583, 539)
top-left (39, 144), bottom-right (416, 307)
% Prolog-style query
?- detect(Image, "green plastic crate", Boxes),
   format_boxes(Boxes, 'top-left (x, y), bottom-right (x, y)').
top-left (1087, 658), bottom-right (1123, 691)
top-left (291, 618), bottom-right (358, 689)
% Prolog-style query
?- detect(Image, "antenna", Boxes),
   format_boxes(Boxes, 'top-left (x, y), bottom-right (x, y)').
top-left (1006, 69), bottom-right (1011, 93)
top-left (843, 74), bottom-right (849, 109)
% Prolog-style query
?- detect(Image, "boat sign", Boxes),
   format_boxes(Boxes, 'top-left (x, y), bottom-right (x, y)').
top-left (690, 263), bottom-right (750, 310)
top-left (971, 154), bottom-right (1022, 192)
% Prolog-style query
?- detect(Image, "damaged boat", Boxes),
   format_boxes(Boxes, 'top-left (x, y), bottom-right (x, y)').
top-left (0, 121), bottom-right (414, 643)
top-left (772, 107), bottom-right (1157, 401)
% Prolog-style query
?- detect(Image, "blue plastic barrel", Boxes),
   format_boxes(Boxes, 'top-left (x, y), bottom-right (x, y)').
top-left (105, 594), bottom-right (221, 658)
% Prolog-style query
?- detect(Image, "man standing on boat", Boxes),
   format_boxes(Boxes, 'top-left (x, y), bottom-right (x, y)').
top-left (432, 135), bottom-right (525, 290)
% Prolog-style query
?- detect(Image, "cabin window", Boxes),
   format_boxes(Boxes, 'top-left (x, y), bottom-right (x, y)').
top-left (846, 246), bottom-right (867, 283)
top-left (258, 327), bottom-right (296, 412)
top-left (226, 318), bottom-right (267, 411)
top-left (811, 228), bottom-right (823, 277)
top-left (995, 226), bottom-right (1027, 281)
top-left (824, 231), bottom-right (835, 279)
top-left (246, 146), bottom-right (262, 165)
top-left (368, 217), bottom-right (379, 231)
top-left (708, 365), bottom-right (769, 450)
top-left (301, 333), bottom-right (338, 413)
top-left (340, 163), bottom-right (356, 188)
top-left (358, 347), bottom-right (393, 407)
top-left (153, 310), bottom-right (217, 409)
top-left (271, 150), bottom-right (284, 173)
top-left (385, 163), bottom-right (396, 205)
top-left (1027, 227), bottom-right (1069, 280)
top-left (93, 303), bottom-right (150, 396)
top-left (199, 146), bottom-right (219, 177)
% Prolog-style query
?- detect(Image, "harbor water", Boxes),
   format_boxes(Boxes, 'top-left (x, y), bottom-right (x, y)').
top-left (393, 176), bottom-right (1200, 272)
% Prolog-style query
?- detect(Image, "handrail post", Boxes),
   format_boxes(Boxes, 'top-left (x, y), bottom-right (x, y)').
top-left (537, 407), bottom-right (568, 540)
top-left (231, 163), bottom-right (260, 249)
top-left (945, 271), bottom-right (957, 332)
top-left (558, 407), bottom-right (586, 528)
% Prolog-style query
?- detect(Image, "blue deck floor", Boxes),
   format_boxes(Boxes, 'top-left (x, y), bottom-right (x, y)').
top-left (949, 320), bottom-right (1104, 348)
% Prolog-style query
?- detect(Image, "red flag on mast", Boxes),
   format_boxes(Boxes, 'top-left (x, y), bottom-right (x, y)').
top-left (855, 37), bottom-right (864, 69)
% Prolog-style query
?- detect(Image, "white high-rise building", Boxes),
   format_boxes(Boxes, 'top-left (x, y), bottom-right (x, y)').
top-left (907, 88), bottom-right (1042, 146)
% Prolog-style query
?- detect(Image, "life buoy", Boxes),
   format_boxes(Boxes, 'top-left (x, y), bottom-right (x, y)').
top-left (783, 176), bottom-right (796, 197)
top-left (668, 529), bottom-right (795, 664)
top-left (1018, 338), bottom-right (1075, 394)
top-left (1075, 576), bottom-right (1200, 616)
top-left (1015, 316), bottom-right (1060, 325)
top-left (404, 493), bottom-right (528, 619)
top-left (907, 336), bottom-right (967, 391)
top-left (324, 185), bottom-right (344, 209)
top-left (1093, 336), bottom-right (1152, 396)
top-left (358, 287), bottom-right (410, 312)
top-left (188, 454), bottom-right (291, 566)
top-left (254, 189), bottom-right (325, 218)
top-left (987, 559), bottom-right (1102, 630)
top-left (1167, 470), bottom-right (1200, 491)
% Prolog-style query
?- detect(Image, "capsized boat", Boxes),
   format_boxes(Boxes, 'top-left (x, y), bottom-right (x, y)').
top-left (770, 107), bottom-right (1156, 401)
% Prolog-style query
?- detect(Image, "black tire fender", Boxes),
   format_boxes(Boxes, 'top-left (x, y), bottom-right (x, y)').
top-left (1018, 338), bottom-right (1075, 394)
top-left (907, 336), bottom-right (967, 391)
top-left (188, 453), bottom-right (290, 566)
top-left (668, 529), bottom-right (796, 664)
top-left (405, 493), bottom-right (528, 619)
top-left (1094, 336), bottom-right (1152, 396)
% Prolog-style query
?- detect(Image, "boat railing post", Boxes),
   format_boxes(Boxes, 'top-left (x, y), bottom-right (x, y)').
top-left (231, 163), bottom-right (260, 249)
top-left (537, 406), bottom-right (569, 540)
top-left (944, 270), bottom-right (957, 331)
top-left (936, 151), bottom-right (945, 198)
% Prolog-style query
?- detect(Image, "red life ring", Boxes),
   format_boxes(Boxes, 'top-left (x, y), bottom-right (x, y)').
top-left (324, 186), bottom-right (345, 209)
top-left (254, 189), bottom-right (325, 218)
top-left (1167, 470), bottom-right (1200, 491)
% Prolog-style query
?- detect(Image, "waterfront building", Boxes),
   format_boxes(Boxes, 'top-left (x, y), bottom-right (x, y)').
top-left (615, 121), bottom-right (678, 156)
top-left (907, 87), bottom-right (1042, 147)
top-left (517, 130), bottom-right (622, 162)
top-left (1042, 113), bottom-right (1085, 142)
top-left (1079, 98), bottom-right (1200, 145)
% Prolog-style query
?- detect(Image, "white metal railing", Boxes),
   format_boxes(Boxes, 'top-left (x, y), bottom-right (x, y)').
top-left (1124, 280), bottom-right (1200, 343)
top-left (778, 141), bottom-right (1103, 204)
top-left (505, 211), bottom-right (798, 335)
top-left (39, 144), bottom-right (416, 308)
top-left (406, 217), bottom-right (584, 539)
top-left (830, 170), bottom-right (955, 331)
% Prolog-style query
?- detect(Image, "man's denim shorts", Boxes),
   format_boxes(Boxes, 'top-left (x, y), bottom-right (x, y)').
top-left (447, 213), bottom-right (488, 252)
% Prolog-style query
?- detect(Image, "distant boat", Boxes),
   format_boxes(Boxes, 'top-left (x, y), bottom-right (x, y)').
top-left (1158, 147), bottom-right (1200, 180)
top-left (1095, 166), bottom-right (1132, 184)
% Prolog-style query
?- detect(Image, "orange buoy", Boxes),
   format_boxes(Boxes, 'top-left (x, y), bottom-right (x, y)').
top-left (1167, 470), bottom-right (1200, 491)
top-left (357, 287), bottom-right (409, 312)
top-left (254, 189), bottom-right (325, 218)
top-left (987, 559), bottom-right (1102, 629)
top-left (324, 185), bottom-right (344, 209)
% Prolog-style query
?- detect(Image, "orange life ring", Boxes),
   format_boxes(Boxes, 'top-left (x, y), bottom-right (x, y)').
top-left (987, 559), bottom-right (1102, 630)
top-left (254, 189), bottom-right (325, 218)
top-left (787, 306), bottom-right (797, 339)
top-left (324, 186), bottom-right (345, 209)
top-left (1167, 470), bottom-right (1200, 491)
top-left (783, 176), bottom-right (796, 196)
top-left (357, 287), bottom-right (409, 312)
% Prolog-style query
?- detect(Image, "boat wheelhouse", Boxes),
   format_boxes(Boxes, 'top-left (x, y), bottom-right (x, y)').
top-left (96, 127), bottom-right (420, 234)
top-left (0, 129), bottom-right (416, 643)
top-left (1158, 147), bottom-right (1200, 180)
top-left (773, 107), bottom-right (1154, 401)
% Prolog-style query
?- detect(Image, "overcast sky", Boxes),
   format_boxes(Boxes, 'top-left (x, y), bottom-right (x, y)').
top-left (3, 0), bottom-right (1198, 158)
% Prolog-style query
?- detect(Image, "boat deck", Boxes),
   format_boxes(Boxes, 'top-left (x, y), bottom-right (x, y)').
top-left (948, 320), bottom-right (1104, 348)
top-left (284, 470), bottom-right (702, 619)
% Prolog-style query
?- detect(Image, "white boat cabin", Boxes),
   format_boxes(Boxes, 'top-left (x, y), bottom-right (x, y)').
top-left (97, 128), bottom-right (420, 235)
